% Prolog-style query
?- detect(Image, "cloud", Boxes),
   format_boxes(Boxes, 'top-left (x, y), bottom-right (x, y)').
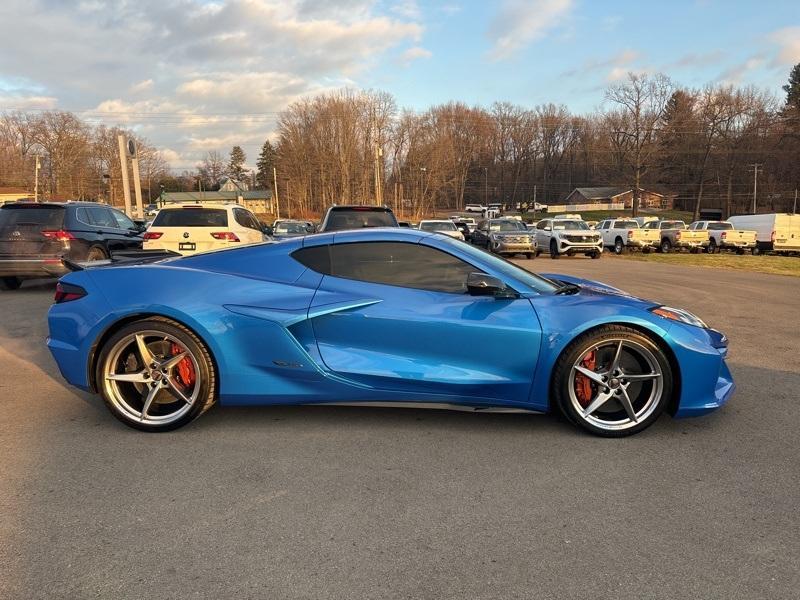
top-left (400, 46), bottom-right (432, 66)
top-left (717, 55), bottom-right (766, 86)
top-left (440, 4), bottom-right (461, 16)
top-left (768, 26), bottom-right (800, 66)
top-left (391, 0), bottom-right (421, 20)
top-left (0, 0), bottom-right (422, 168)
top-left (486, 0), bottom-right (574, 61)
top-left (562, 49), bottom-right (641, 82)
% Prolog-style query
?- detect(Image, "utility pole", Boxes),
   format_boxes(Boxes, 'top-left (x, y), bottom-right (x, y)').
top-left (33, 155), bottom-right (41, 201)
top-left (532, 184), bottom-right (537, 219)
top-left (272, 167), bottom-right (280, 219)
top-left (793, 189), bottom-right (798, 214)
top-left (116, 134), bottom-right (133, 216)
top-left (374, 145), bottom-right (383, 206)
top-left (484, 167), bottom-right (488, 206)
top-left (130, 152), bottom-right (144, 218)
top-left (750, 163), bottom-right (761, 214)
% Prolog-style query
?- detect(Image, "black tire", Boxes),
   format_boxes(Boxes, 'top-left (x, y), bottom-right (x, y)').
top-left (551, 325), bottom-right (673, 437)
top-left (95, 318), bottom-right (217, 432)
top-left (0, 276), bottom-right (22, 290)
top-left (660, 238), bottom-right (671, 254)
top-left (642, 247), bottom-right (652, 254)
top-left (86, 245), bottom-right (108, 261)
top-left (706, 239), bottom-right (717, 254)
top-left (590, 251), bottom-right (601, 259)
top-left (751, 246), bottom-right (761, 256)
top-left (613, 238), bottom-right (625, 255)
top-left (736, 248), bottom-right (745, 255)
top-left (550, 240), bottom-right (560, 259)
top-left (526, 253), bottom-right (534, 259)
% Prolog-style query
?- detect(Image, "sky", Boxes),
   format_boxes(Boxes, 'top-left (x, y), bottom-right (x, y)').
top-left (0, 0), bottom-right (798, 171)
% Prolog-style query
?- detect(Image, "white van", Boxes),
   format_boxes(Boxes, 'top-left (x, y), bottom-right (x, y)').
top-left (727, 213), bottom-right (800, 254)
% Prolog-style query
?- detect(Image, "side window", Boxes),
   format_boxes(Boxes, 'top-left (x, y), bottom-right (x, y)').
top-left (87, 207), bottom-right (117, 228)
top-left (536, 220), bottom-right (547, 230)
top-left (76, 207), bottom-right (91, 225)
top-left (294, 242), bottom-right (476, 294)
top-left (598, 221), bottom-right (607, 229)
top-left (110, 209), bottom-right (135, 230)
top-left (233, 208), bottom-right (260, 230)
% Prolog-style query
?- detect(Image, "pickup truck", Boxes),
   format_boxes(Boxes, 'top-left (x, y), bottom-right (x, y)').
top-left (596, 219), bottom-right (659, 254)
top-left (643, 220), bottom-right (709, 253)
top-left (688, 221), bottom-right (757, 254)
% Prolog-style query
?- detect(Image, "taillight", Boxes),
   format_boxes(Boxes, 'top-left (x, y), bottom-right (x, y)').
top-left (41, 229), bottom-right (75, 241)
top-left (721, 231), bottom-right (727, 239)
top-left (143, 231), bottom-right (163, 240)
top-left (771, 230), bottom-right (776, 241)
top-left (211, 232), bottom-right (240, 241)
top-left (676, 231), bottom-right (681, 239)
top-left (627, 230), bottom-right (633, 238)
top-left (54, 282), bottom-right (86, 304)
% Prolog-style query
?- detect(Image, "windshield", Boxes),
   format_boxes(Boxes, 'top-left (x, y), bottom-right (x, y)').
top-left (324, 208), bottom-right (397, 231)
top-left (436, 236), bottom-right (559, 294)
top-left (707, 222), bottom-right (733, 230)
top-left (152, 208), bottom-right (228, 227)
top-left (552, 220), bottom-right (589, 230)
top-left (276, 222), bottom-right (307, 234)
top-left (0, 205), bottom-right (64, 229)
top-left (489, 220), bottom-right (526, 232)
top-left (616, 220), bottom-right (639, 228)
top-left (421, 221), bottom-right (456, 232)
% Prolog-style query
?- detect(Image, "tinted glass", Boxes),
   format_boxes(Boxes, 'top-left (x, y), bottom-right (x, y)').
top-left (292, 245), bottom-right (331, 274)
top-left (324, 208), bottom-right (397, 231)
top-left (662, 221), bottom-right (686, 229)
top-left (536, 221), bottom-right (548, 229)
top-left (0, 206), bottom-right (64, 229)
top-left (153, 208), bottom-right (228, 227)
top-left (552, 220), bottom-right (589, 230)
top-left (707, 222), bottom-right (733, 230)
top-left (616, 220), bottom-right (639, 228)
top-left (276, 222), bottom-right (307, 234)
top-left (87, 207), bottom-right (118, 228)
top-left (420, 221), bottom-right (457, 232)
top-left (489, 220), bottom-right (526, 231)
top-left (111, 209), bottom-right (135, 229)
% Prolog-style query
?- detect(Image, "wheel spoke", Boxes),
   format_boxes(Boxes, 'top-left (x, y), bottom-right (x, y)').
top-left (582, 390), bottom-right (613, 418)
top-left (618, 388), bottom-right (638, 423)
top-left (610, 340), bottom-right (624, 373)
top-left (107, 371), bottom-right (148, 383)
top-left (135, 334), bottom-right (155, 367)
top-left (623, 372), bottom-right (662, 381)
top-left (574, 365), bottom-right (605, 385)
top-left (166, 377), bottom-right (192, 405)
top-left (160, 351), bottom-right (188, 370)
top-left (140, 384), bottom-right (160, 422)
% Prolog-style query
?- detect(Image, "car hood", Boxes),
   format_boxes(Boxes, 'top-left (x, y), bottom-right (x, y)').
top-left (538, 273), bottom-right (658, 307)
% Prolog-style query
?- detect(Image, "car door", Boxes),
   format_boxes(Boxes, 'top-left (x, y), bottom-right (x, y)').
top-left (109, 208), bottom-right (144, 250)
top-left (232, 207), bottom-right (265, 244)
top-left (535, 219), bottom-right (551, 250)
top-left (597, 220), bottom-right (610, 246)
top-left (473, 220), bottom-right (489, 247)
top-left (299, 238), bottom-right (541, 404)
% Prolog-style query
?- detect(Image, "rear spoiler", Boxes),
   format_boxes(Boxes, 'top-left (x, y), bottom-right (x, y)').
top-left (63, 249), bottom-right (181, 272)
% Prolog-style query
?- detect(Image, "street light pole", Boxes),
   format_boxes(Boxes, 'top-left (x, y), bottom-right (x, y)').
top-left (33, 155), bottom-right (40, 202)
top-left (750, 163), bottom-right (761, 214)
top-left (484, 167), bottom-right (488, 206)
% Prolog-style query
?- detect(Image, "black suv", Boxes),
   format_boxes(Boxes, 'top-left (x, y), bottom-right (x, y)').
top-left (0, 201), bottom-right (144, 290)
top-left (317, 205), bottom-right (399, 232)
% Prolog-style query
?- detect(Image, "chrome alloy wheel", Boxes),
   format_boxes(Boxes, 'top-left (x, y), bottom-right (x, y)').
top-left (102, 330), bottom-right (201, 426)
top-left (568, 338), bottom-right (664, 432)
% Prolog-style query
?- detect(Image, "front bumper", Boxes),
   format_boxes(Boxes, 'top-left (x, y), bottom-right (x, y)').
top-left (558, 239), bottom-right (602, 253)
top-left (492, 239), bottom-right (535, 253)
top-left (0, 256), bottom-right (68, 279)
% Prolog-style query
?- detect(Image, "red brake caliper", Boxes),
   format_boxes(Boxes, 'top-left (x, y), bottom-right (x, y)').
top-left (574, 350), bottom-right (597, 408)
top-left (170, 343), bottom-right (196, 388)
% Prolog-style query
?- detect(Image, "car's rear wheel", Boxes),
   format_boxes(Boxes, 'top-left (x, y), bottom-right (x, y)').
top-left (96, 319), bottom-right (216, 432)
top-left (660, 239), bottom-right (671, 253)
top-left (550, 240), bottom-right (560, 259)
top-left (613, 238), bottom-right (625, 254)
top-left (0, 276), bottom-right (22, 291)
top-left (552, 326), bottom-right (672, 437)
top-left (707, 239), bottom-right (717, 254)
top-left (86, 245), bottom-right (108, 261)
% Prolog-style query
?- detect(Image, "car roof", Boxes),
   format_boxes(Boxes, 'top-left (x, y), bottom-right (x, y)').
top-left (160, 202), bottom-right (240, 210)
top-left (1, 200), bottom-right (108, 209)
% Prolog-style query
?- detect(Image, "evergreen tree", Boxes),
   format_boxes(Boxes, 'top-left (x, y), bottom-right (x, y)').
top-left (783, 63), bottom-right (800, 111)
top-left (227, 146), bottom-right (247, 180)
top-left (255, 140), bottom-right (277, 189)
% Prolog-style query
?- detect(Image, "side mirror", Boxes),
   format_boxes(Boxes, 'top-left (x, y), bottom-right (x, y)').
top-left (467, 272), bottom-right (515, 298)
top-left (305, 224), bottom-right (316, 233)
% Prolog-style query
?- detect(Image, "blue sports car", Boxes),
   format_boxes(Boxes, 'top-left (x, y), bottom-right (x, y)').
top-left (47, 228), bottom-right (734, 436)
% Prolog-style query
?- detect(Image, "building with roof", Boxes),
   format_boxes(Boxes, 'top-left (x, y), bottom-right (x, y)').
top-left (0, 187), bottom-right (33, 205)
top-left (160, 189), bottom-right (273, 214)
top-left (562, 187), bottom-right (673, 209)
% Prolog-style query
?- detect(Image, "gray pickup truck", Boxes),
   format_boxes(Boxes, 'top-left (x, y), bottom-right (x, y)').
top-left (643, 220), bottom-right (709, 253)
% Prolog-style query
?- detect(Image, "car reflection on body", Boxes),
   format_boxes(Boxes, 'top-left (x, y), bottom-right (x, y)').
top-left (48, 228), bottom-right (734, 437)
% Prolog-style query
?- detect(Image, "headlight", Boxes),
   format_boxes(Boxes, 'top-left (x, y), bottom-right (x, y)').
top-left (649, 305), bottom-right (708, 329)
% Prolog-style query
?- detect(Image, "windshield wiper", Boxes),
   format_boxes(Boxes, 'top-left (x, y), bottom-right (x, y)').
top-left (554, 283), bottom-right (581, 295)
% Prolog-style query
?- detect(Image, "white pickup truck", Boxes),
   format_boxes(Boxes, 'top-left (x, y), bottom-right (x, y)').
top-left (688, 221), bottom-right (757, 254)
top-left (642, 220), bottom-right (709, 253)
top-left (596, 219), bottom-right (659, 254)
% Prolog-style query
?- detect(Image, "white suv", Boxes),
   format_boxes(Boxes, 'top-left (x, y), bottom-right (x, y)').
top-left (535, 218), bottom-right (602, 259)
top-left (143, 203), bottom-right (267, 255)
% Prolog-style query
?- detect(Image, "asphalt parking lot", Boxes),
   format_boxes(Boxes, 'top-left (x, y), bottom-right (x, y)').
top-left (1, 258), bottom-right (798, 599)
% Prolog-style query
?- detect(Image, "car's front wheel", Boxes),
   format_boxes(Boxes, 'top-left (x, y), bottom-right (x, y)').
top-left (96, 318), bottom-right (217, 432)
top-left (552, 325), bottom-right (673, 437)
top-left (0, 276), bottom-right (22, 290)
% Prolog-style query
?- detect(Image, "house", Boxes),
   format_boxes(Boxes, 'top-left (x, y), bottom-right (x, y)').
top-left (218, 177), bottom-right (249, 193)
top-left (160, 189), bottom-right (273, 214)
top-left (0, 187), bottom-right (33, 205)
top-left (562, 187), bottom-right (673, 209)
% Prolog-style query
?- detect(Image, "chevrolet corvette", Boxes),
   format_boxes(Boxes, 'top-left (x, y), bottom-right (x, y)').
top-left (47, 228), bottom-right (734, 436)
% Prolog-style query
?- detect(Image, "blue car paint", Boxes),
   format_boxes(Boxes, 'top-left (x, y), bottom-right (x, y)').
top-left (47, 228), bottom-right (734, 418)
